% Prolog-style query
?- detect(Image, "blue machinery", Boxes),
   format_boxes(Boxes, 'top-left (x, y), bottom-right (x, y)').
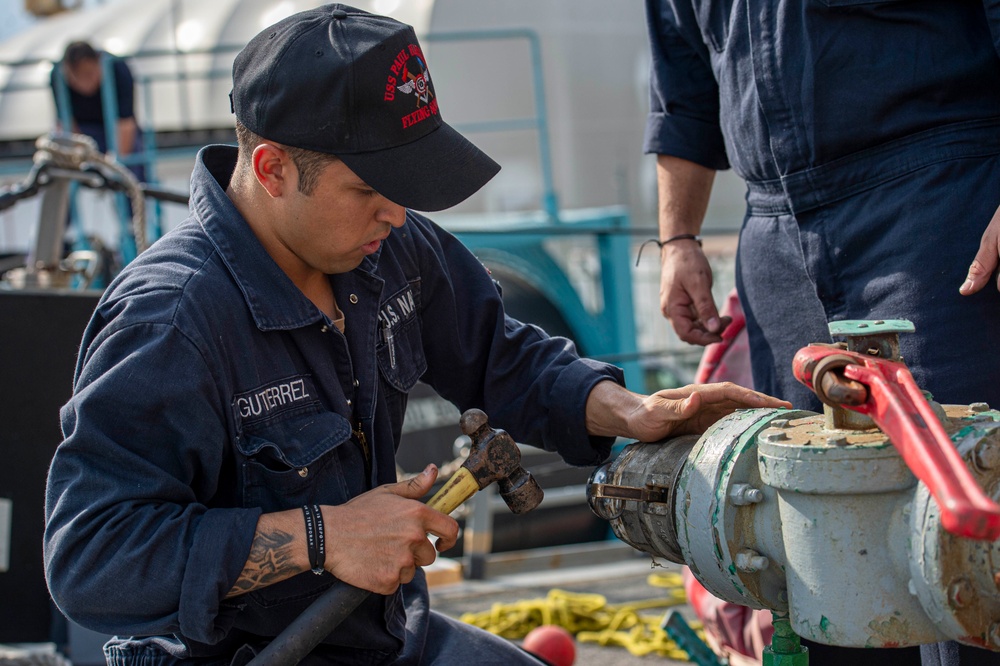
top-left (7, 28), bottom-right (647, 391)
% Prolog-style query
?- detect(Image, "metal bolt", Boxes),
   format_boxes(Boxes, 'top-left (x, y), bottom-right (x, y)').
top-left (770, 419), bottom-right (790, 429)
top-left (647, 473), bottom-right (672, 488)
top-left (735, 549), bottom-right (769, 573)
top-left (971, 402), bottom-right (991, 413)
top-left (826, 435), bottom-right (849, 447)
top-left (857, 323), bottom-right (869, 328)
top-left (730, 483), bottom-right (764, 506)
top-left (874, 320), bottom-right (885, 325)
top-left (760, 429), bottom-right (788, 444)
top-left (947, 577), bottom-right (975, 609)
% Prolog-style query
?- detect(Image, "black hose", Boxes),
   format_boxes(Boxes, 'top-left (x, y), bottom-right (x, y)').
top-left (139, 183), bottom-right (190, 205)
top-left (247, 582), bottom-right (371, 666)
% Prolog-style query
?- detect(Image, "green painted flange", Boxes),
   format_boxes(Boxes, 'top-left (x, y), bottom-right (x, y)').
top-left (828, 319), bottom-right (914, 337)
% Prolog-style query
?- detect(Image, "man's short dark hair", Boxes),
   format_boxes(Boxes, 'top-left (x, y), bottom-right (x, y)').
top-left (63, 41), bottom-right (99, 67)
top-left (234, 121), bottom-right (339, 196)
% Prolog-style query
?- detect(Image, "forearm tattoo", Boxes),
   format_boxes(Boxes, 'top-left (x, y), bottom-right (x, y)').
top-left (226, 528), bottom-right (299, 598)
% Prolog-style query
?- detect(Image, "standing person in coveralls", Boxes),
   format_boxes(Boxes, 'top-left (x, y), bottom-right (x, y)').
top-left (642, 0), bottom-right (1000, 665)
top-left (43, 6), bottom-right (787, 665)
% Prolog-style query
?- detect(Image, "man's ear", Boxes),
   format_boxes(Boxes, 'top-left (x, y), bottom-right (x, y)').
top-left (251, 143), bottom-right (296, 198)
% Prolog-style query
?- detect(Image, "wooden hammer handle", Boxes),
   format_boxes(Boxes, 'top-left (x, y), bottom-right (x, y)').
top-left (425, 466), bottom-right (481, 515)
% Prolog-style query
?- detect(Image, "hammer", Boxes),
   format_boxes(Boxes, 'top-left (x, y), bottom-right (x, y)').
top-left (248, 409), bottom-right (543, 666)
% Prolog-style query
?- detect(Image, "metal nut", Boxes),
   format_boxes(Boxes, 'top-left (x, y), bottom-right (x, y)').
top-left (770, 419), bottom-right (790, 429)
top-left (947, 577), bottom-right (975, 609)
top-left (970, 402), bottom-right (991, 413)
top-left (973, 440), bottom-right (1000, 472)
top-left (826, 435), bottom-right (849, 447)
top-left (989, 622), bottom-right (1000, 649)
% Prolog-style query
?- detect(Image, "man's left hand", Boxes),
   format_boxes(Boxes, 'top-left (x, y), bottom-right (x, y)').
top-left (626, 383), bottom-right (791, 442)
top-left (586, 380), bottom-right (791, 442)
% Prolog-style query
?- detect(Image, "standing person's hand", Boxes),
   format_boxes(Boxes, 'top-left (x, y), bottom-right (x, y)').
top-left (324, 465), bottom-right (459, 595)
top-left (660, 240), bottom-right (730, 345)
top-left (960, 202), bottom-right (1000, 295)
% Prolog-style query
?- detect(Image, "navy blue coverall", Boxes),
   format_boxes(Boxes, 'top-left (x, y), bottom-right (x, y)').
top-left (644, 1), bottom-right (1000, 665)
top-left (43, 146), bottom-right (622, 665)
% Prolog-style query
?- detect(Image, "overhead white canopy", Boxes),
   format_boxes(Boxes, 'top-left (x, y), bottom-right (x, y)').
top-left (0, 0), bottom-right (656, 220)
top-left (0, 0), bottom-right (433, 141)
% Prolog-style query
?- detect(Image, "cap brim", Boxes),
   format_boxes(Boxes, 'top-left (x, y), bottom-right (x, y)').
top-left (337, 122), bottom-right (500, 212)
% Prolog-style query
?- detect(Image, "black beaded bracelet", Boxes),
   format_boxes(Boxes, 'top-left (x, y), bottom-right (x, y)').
top-left (635, 233), bottom-right (703, 266)
top-left (302, 504), bottom-right (326, 575)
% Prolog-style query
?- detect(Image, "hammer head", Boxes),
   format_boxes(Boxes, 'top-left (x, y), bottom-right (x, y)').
top-left (460, 409), bottom-right (544, 514)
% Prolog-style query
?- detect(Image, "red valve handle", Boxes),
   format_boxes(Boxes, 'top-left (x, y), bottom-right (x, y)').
top-left (793, 345), bottom-right (1000, 541)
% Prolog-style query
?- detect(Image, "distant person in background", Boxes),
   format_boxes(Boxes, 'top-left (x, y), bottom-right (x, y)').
top-left (50, 40), bottom-right (144, 179)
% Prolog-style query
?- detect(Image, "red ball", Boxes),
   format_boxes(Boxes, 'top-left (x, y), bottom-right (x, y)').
top-left (522, 624), bottom-right (575, 666)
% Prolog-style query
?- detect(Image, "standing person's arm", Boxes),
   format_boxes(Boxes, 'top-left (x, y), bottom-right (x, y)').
top-left (656, 155), bottom-right (728, 344)
top-left (643, 0), bottom-right (732, 344)
top-left (116, 117), bottom-right (138, 158)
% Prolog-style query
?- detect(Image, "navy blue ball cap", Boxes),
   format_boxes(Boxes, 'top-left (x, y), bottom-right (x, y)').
top-left (231, 4), bottom-right (500, 211)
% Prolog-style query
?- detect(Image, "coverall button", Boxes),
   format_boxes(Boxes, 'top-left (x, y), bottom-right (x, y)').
top-left (346, 399), bottom-right (352, 407)
top-left (349, 294), bottom-right (359, 304)
top-left (320, 325), bottom-right (329, 333)
top-left (298, 467), bottom-right (308, 478)
top-left (353, 379), bottom-right (360, 387)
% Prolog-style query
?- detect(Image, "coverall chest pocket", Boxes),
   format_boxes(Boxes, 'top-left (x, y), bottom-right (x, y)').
top-left (237, 408), bottom-right (353, 513)
top-left (377, 281), bottom-right (427, 392)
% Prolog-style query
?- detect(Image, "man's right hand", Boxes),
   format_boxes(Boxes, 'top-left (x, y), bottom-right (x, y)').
top-left (660, 240), bottom-right (730, 345)
top-left (323, 465), bottom-right (459, 595)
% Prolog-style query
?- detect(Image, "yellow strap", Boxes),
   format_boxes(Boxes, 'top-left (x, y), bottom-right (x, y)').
top-left (459, 573), bottom-right (702, 659)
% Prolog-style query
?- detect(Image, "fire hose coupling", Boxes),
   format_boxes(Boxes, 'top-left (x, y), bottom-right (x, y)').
top-left (588, 319), bottom-right (1000, 650)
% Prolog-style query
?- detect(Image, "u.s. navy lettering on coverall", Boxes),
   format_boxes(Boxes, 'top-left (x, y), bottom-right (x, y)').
top-left (379, 285), bottom-right (418, 373)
